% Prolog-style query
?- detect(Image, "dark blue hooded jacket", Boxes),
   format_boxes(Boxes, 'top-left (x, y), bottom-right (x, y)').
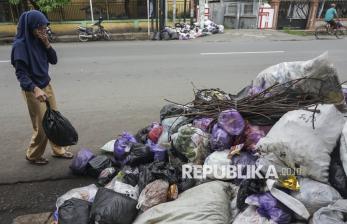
top-left (11, 10), bottom-right (57, 91)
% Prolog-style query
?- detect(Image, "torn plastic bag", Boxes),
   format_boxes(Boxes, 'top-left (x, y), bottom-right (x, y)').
top-left (211, 124), bottom-right (233, 151)
top-left (148, 124), bottom-right (163, 144)
top-left (157, 116), bottom-right (189, 147)
top-left (329, 142), bottom-right (347, 198)
top-left (244, 124), bottom-right (266, 153)
top-left (218, 109), bottom-right (245, 136)
top-left (58, 198), bottom-right (91, 224)
top-left (233, 206), bottom-right (274, 224)
top-left (137, 179), bottom-right (170, 211)
top-left (70, 148), bottom-right (95, 175)
top-left (237, 179), bottom-right (266, 211)
top-left (97, 167), bottom-right (118, 187)
top-left (133, 181), bottom-right (234, 224)
top-left (56, 184), bottom-right (98, 208)
top-left (251, 52), bottom-right (344, 105)
top-left (309, 199), bottom-right (347, 224)
top-left (171, 124), bottom-right (209, 164)
top-left (257, 104), bottom-right (344, 183)
top-left (105, 177), bottom-right (139, 200)
top-left (340, 122), bottom-right (347, 176)
top-left (245, 192), bottom-right (292, 224)
top-left (114, 132), bottom-right (137, 161)
top-left (147, 141), bottom-right (167, 161)
top-left (192, 117), bottom-right (214, 132)
top-left (204, 150), bottom-right (231, 180)
top-left (86, 155), bottom-right (113, 178)
top-left (124, 143), bottom-right (153, 166)
top-left (290, 177), bottom-right (341, 215)
top-left (42, 101), bottom-right (78, 146)
top-left (138, 161), bottom-right (178, 192)
top-left (90, 187), bottom-right (138, 224)
top-left (100, 140), bottom-right (116, 153)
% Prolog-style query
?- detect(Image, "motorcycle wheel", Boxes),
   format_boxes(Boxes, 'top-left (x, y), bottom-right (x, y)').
top-left (78, 32), bottom-right (89, 42)
top-left (103, 30), bottom-right (111, 40)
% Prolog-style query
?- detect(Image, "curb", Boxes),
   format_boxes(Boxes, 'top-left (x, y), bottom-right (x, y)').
top-left (12, 212), bottom-right (54, 224)
top-left (0, 32), bottom-right (150, 44)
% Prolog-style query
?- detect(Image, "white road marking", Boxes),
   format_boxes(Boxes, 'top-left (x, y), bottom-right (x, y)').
top-left (0, 60), bottom-right (10, 63)
top-left (200, 51), bottom-right (285, 56)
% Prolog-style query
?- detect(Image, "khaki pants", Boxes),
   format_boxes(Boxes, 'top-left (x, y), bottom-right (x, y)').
top-left (22, 84), bottom-right (67, 160)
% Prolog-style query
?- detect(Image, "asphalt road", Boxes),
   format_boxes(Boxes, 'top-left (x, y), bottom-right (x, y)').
top-left (0, 31), bottom-right (347, 223)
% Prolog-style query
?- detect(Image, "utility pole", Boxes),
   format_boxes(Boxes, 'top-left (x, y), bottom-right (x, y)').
top-left (173, 0), bottom-right (176, 24)
top-left (199, 0), bottom-right (205, 29)
top-left (89, 0), bottom-right (94, 23)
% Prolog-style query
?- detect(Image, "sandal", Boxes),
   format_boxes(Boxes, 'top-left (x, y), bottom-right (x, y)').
top-left (26, 156), bottom-right (49, 165)
top-left (52, 151), bottom-right (74, 159)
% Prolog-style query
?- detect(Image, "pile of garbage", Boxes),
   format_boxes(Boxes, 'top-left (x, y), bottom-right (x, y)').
top-left (153, 19), bottom-right (224, 40)
top-left (54, 53), bottom-right (347, 224)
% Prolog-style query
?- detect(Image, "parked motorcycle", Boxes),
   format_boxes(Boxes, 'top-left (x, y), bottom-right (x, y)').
top-left (77, 17), bottom-right (111, 42)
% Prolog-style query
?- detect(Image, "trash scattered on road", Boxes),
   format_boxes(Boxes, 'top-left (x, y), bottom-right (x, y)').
top-left (55, 53), bottom-right (347, 223)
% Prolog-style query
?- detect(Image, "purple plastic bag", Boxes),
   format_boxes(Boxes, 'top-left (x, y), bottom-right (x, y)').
top-left (231, 151), bottom-right (258, 167)
top-left (210, 124), bottom-right (233, 151)
top-left (246, 192), bottom-right (292, 224)
top-left (218, 109), bottom-right (245, 136)
top-left (147, 140), bottom-right (167, 161)
top-left (193, 118), bottom-right (214, 132)
top-left (70, 148), bottom-right (95, 175)
top-left (244, 124), bottom-right (266, 152)
top-left (342, 87), bottom-right (347, 103)
top-left (53, 209), bottom-right (59, 222)
top-left (114, 132), bottom-right (137, 160)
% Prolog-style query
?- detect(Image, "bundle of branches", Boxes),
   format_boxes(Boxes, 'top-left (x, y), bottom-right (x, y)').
top-left (166, 77), bottom-right (344, 126)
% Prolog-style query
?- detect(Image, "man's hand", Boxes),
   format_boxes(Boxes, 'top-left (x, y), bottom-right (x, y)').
top-left (33, 87), bottom-right (48, 102)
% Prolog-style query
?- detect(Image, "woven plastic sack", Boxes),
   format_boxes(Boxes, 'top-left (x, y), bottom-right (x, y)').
top-left (309, 200), bottom-right (347, 224)
top-left (137, 179), bottom-right (170, 211)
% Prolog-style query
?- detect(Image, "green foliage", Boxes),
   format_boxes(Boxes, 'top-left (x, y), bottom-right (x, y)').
top-left (8, 0), bottom-right (71, 12)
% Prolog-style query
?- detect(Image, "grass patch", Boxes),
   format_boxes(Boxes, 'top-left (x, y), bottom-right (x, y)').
top-left (282, 27), bottom-right (308, 36)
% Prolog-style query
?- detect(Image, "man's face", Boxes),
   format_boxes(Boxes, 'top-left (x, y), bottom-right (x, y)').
top-left (32, 25), bottom-right (47, 38)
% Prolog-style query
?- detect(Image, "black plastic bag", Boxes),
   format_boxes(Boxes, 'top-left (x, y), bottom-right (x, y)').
top-left (42, 101), bottom-right (78, 146)
top-left (86, 155), bottom-right (113, 178)
top-left (138, 161), bottom-right (178, 192)
top-left (160, 104), bottom-right (186, 121)
top-left (125, 143), bottom-right (153, 167)
top-left (329, 143), bottom-right (347, 198)
top-left (90, 187), bottom-right (138, 224)
top-left (58, 198), bottom-right (91, 224)
top-left (97, 167), bottom-right (119, 187)
top-left (236, 179), bottom-right (265, 211)
top-left (135, 125), bottom-right (151, 144)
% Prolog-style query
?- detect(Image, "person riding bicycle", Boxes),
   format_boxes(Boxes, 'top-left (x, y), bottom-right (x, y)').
top-left (324, 3), bottom-right (340, 30)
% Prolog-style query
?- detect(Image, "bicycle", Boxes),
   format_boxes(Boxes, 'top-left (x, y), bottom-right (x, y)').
top-left (315, 20), bottom-right (347, 39)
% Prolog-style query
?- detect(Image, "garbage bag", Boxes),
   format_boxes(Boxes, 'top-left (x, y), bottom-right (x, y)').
top-left (157, 116), bottom-right (189, 147)
top-left (244, 124), bottom-right (266, 153)
top-left (135, 125), bottom-right (152, 144)
top-left (171, 124), bottom-right (209, 164)
top-left (147, 141), bottom-right (167, 161)
top-left (233, 206), bottom-right (274, 224)
top-left (56, 184), bottom-right (98, 208)
top-left (204, 150), bottom-right (231, 180)
top-left (160, 104), bottom-right (186, 121)
top-left (218, 109), bottom-right (245, 136)
top-left (256, 153), bottom-right (292, 180)
top-left (231, 151), bottom-right (258, 167)
top-left (309, 199), bottom-right (347, 224)
top-left (192, 117), bottom-right (214, 132)
top-left (252, 53), bottom-right (344, 105)
top-left (100, 140), bottom-right (116, 153)
top-left (97, 167), bottom-right (118, 187)
top-left (58, 198), bottom-right (91, 224)
top-left (245, 192), bottom-right (292, 224)
top-left (237, 179), bottom-right (265, 210)
top-left (138, 161), bottom-right (178, 192)
top-left (114, 132), bottom-right (137, 161)
top-left (42, 101), bottom-right (78, 146)
top-left (116, 166), bottom-right (139, 187)
top-left (106, 177), bottom-right (139, 200)
top-left (329, 142), bottom-right (347, 198)
top-left (124, 143), bottom-right (153, 166)
top-left (90, 187), bottom-right (138, 224)
top-left (290, 177), bottom-right (341, 215)
top-left (210, 124), bottom-right (233, 151)
top-left (257, 104), bottom-right (344, 183)
top-left (137, 179), bottom-right (170, 211)
top-left (70, 148), bottom-right (95, 175)
top-left (148, 124), bottom-right (163, 144)
top-left (340, 122), bottom-right (347, 176)
top-left (86, 155), bottom-right (113, 178)
top-left (133, 181), bottom-right (234, 224)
